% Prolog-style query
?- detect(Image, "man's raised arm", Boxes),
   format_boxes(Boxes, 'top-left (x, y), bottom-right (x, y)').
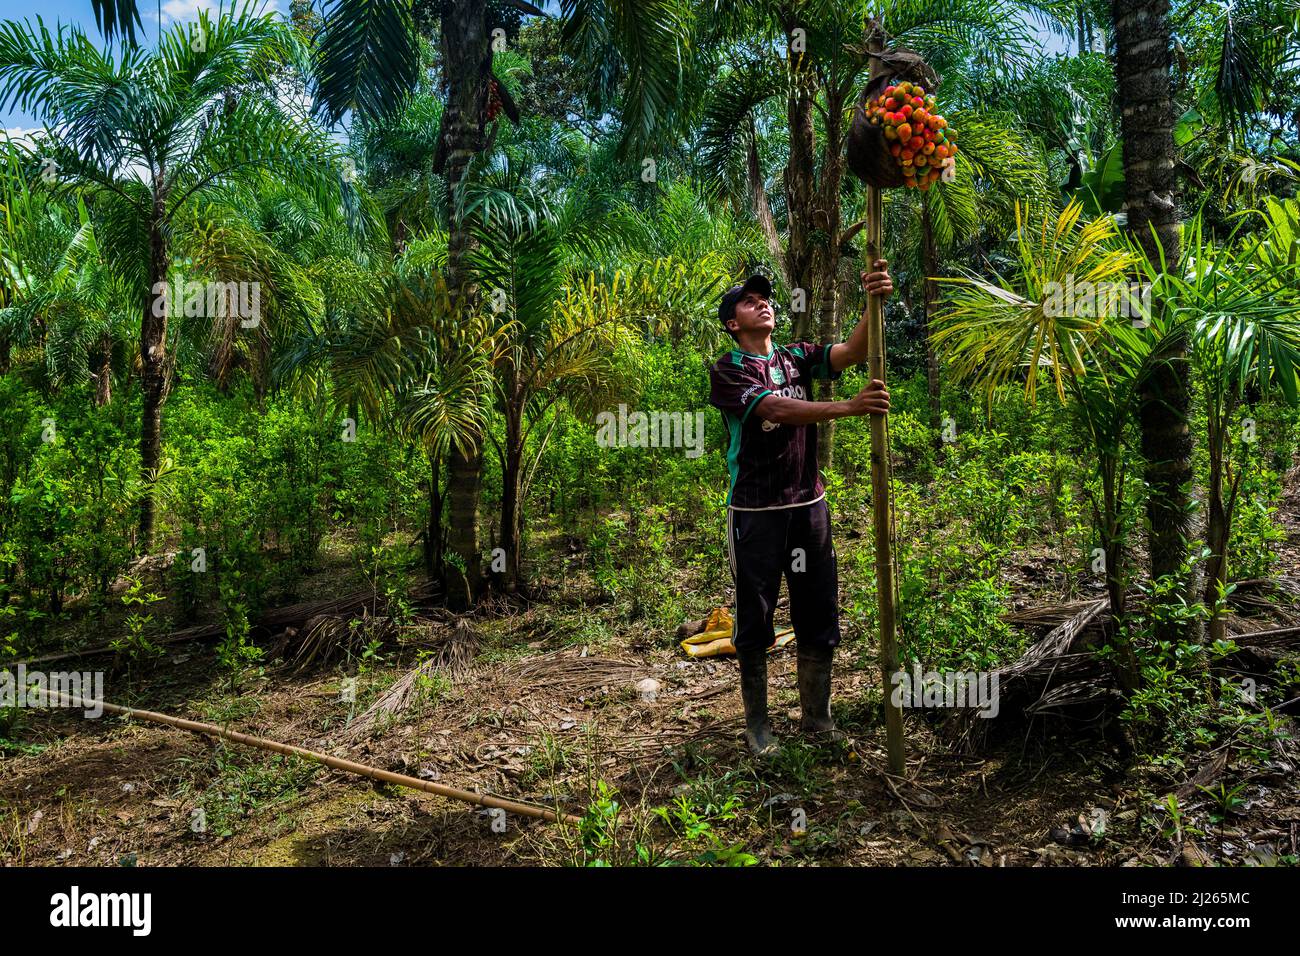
top-left (828, 259), bottom-right (893, 374)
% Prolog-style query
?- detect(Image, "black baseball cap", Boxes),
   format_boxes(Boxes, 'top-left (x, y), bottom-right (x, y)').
top-left (718, 274), bottom-right (773, 332)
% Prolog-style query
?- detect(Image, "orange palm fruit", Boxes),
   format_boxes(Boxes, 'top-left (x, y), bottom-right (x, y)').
top-left (897, 122), bottom-right (912, 141)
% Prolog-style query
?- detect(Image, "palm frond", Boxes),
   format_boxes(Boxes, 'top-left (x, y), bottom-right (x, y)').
top-left (313, 0), bottom-right (420, 125)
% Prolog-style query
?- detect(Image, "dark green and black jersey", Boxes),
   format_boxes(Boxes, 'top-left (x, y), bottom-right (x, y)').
top-left (708, 342), bottom-right (841, 510)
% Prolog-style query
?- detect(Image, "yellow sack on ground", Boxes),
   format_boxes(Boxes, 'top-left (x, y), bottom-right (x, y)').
top-left (680, 607), bottom-right (795, 658)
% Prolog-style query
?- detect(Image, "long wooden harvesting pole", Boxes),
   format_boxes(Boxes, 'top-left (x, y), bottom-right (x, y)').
top-left (865, 179), bottom-right (906, 775)
top-left (35, 688), bottom-right (581, 825)
top-left (865, 185), bottom-right (905, 774)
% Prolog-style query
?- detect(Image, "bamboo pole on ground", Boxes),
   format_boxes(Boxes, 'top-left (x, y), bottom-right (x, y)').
top-left (34, 688), bottom-right (581, 825)
top-left (862, 84), bottom-right (907, 775)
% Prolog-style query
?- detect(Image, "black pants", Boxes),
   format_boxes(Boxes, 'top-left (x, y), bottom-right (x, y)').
top-left (726, 498), bottom-right (841, 654)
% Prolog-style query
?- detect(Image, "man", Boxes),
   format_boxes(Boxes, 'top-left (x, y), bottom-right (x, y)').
top-left (708, 263), bottom-right (893, 757)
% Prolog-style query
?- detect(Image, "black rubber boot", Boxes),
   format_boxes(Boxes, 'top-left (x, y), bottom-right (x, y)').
top-left (737, 648), bottom-right (777, 758)
top-left (797, 643), bottom-right (849, 744)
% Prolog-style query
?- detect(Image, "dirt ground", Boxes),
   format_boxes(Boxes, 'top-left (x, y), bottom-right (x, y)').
top-left (4, 477), bottom-right (1300, 867)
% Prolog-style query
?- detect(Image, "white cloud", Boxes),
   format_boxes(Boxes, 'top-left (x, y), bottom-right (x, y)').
top-left (2, 127), bottom-right (45, 148)
top-left (151, 0), bottom-right (284, 24)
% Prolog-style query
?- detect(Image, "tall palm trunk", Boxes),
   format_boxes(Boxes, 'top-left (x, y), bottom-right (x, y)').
top-left (785, 101), bottom-right (817, 342)
top-left (424, 446), bottom-right (444, 580)
top-left (93, 333), bottom-right (112, 407)
top-left (1110, 0), bottom-right (1204, 652)
top-left (441, 0), bottom-right (490, 609)
top-left (138, 187), bottom-right (170, 552)
top-left (781, 8), bottom-right (818, 343)
top-left (813, 84), bottom-right (847, 471)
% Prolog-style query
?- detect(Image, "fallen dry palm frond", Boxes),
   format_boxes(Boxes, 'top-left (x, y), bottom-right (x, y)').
top-left (947, 599), bottom-right (1113, 750)
top-left (1001, 599), bottom-right (1108, 682)
top-left (1001, 597), bottom-right (1116, 630)
top-left (13, 579), bottom-right (442, 669)
top-left (998, 577), bottom-right (1300, 633)
top-left (495, 648), bottom-right (643, 698)
top-left (428, 619), bottom-right (480, 678)
top-left (285, 607), bottom-right (398, 674)
top-left (338, 620), bottom-right (482, 742)
top-left (1228, 577), bottom-right (1300, 621)
top-left (1024, 678), bottom-right (1125, 717)
top-left (951, 577), bottom-right (1300, 749)
top-left (1227, 623), bottom-right (1300, 646)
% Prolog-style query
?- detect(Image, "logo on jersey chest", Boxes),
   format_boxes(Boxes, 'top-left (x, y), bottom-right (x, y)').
top-left (770, 364), bottom-right (785, 386)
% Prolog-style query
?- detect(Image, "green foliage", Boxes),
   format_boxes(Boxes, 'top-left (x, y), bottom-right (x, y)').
top-left (575, 780), bottom-right (660, 867)
top-left (0, 0), bottom-right (1298, 870)
top-left (164, 385), bottom-right (423, 619)
top-left (111, 575), bottom-right (164, 668)
top-left (905, 575), bottom-right (1014, 673)
top-left (1116, 554), bottom-right (1217, 751)
top-left (182, 746), bottom-right (319, 840)
top-left (653, 793), bottom-right (758, 867)
top-left (217, 570), bottom-right (263, 694)
top-left (2, 390), bottom-right (138, 629)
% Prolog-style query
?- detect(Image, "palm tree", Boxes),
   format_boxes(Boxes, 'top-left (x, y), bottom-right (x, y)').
top-left (1132, 205), bottom-right (1300, 647)
top-left (276, 256), bottom-right (505, 593)
top-left (1173, 0), bottom-right (1300, 151)
top-left (936, 195), bottom-right (1300, 691)
top-left (0, 144), bottom-right (137, 404)
top-left (0, 9), bottom-right (342, 549)
top-left (934, 199), bottom-right (1147, 688)
top-left (310, 0), bottom-right (542, 608)
top-left (166, 170), bottom-right (383, 399)
top-left (1109, 0), bottom-right (1201, 645)
top-left (468, 137), bottom-right (675, 593)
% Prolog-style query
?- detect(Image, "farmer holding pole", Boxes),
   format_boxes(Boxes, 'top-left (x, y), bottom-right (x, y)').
top-left (709, 264), bottom-right (893, 757)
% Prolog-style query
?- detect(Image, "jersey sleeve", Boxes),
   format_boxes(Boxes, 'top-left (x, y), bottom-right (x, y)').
top-left (709, 357), bottom-right (771, 423)
top-left (790, 341), bottom-right (842, 381)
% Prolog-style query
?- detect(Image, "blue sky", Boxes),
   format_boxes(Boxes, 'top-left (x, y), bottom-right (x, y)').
top-left (1, 0), bottom-right (1069, 133)
top-left (0, 0), bottom-right (286, 132)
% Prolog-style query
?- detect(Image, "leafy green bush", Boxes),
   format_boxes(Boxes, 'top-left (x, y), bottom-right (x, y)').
top-left (3, 391), bottom-right (137, 628)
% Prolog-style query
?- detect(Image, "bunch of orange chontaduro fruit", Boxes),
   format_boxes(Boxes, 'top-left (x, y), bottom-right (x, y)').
top-left (487, 79), bottom-right (504, 122)
top-left (865, 81), bottom-right (958, 191)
